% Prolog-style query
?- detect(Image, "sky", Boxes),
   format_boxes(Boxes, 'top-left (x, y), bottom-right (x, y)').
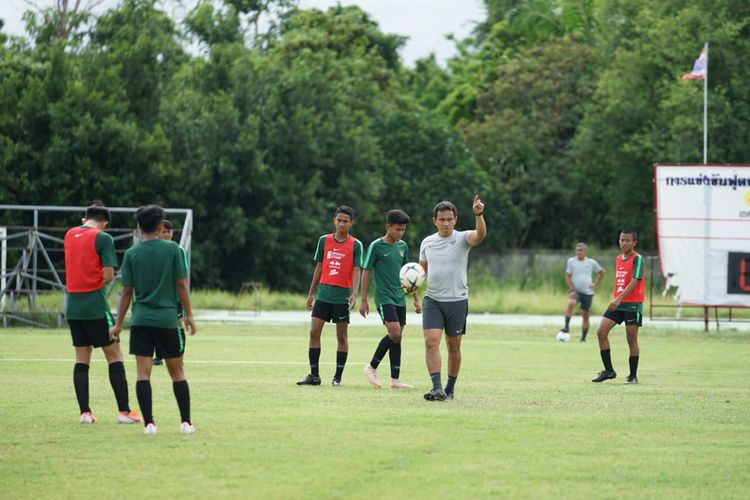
top-left (0, 0), bottom-right (486, 66)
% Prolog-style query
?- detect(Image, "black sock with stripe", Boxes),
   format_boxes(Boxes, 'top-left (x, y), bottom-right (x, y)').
top-left (370, 336), bottom-right (392, 370)
top-left (108, 361), bottom-right (130, 412)
top-left (388, 341), bottom-right (401, 380)
top-left (173, 380), bottom-right (191, 424)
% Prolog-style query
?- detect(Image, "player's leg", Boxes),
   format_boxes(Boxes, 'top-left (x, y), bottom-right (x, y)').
top-left (364, 305), bottom-right (392, 388)
top-left (563, 291), bottom-right (576, 332)
top-left (73, 343), bottom-right (94, 421)
top-left (422, 297), bottom-right (447, 401)
top-left (332, 313), bottom-right (349, 385)
top-left (579, 294), bottom-right (593, 342)
top-left (130, 326), bottom-right (157, 433)
top-left (155, 325), bottom-right (193, 431)
top-left (442, 299), bottom-right (467, 399)
top-left (101, 341), bottom-right (140, 423)
top-left (592, 313), bottom-right (619, 382)
top-left (298, 303), bottom-right (327, 385)
top-left (387, 305), bottom-right (412, 388)
top-left (444, 335), bottom-right (462, 400)
top-left (624, 320), bottom-right (640, 384)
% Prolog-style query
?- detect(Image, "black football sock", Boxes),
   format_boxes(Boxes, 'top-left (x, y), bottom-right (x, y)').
top-left (172, 380), bottom-right (191, 424)
top-left (309, 348), bottom-right (321, 376)
top-left (445, 375), bottom-right (457, 395)
top-left (629, 356), bottom-right (639, 378)
top-left (581, 328), bottom-right (589, 340)
top-left (136, 380), bottom-right (154, 425)
top-left (370, 336), bottom-right (393, 370)
top-left (564, 316), bottom-right (571, 332)
top-left (430, 372), bottom-right (442, 391)
top-left (108, 361), bottom-right (130, 412)
top-left (73, 363), bottom-right (90, 413)
top-left (600, 349), bottom-right (614, 372)
top-left (388, 341), bottom-right (402, 380)
top-left (334, 351), bottom-right (348, 381)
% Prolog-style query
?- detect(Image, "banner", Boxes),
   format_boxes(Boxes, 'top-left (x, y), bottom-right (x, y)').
top-left (654, 164), bottom-right (750, 306)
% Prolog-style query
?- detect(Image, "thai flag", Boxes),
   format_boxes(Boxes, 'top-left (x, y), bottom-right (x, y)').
top-left (682, 48), bottom-right (706, 80)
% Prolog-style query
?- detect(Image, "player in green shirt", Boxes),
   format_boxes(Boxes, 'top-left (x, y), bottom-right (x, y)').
top-left (109, 205), bottom-right (197, 435)
top-left (360, 210), bottom-right (421, 389)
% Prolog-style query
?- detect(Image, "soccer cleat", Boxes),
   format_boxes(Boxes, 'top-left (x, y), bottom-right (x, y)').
top-left (143, 423), bottom-right (158, 435)
top-left (117, 410), bottom-right (143, 424)
top-left (444, 392), bottom-right (455, 401)
top-left (79, 412), bottom-right (97, 424)
top-left (179, 422), bottom-right (196, 434)
top-left (579, 336), bottom-right (587, 343)
top-left (591, 370), bottom-right (617, 383)
top-left (624, 375), bottom-right (638, 385)
top-left (363, 365), bottom-right (381, 388)
top-left (152, 358), bottom-right (164, 366)
top-left (389, 379), bottom-right (414, 389)
top-left (423, 388), bottom-right (447, 401)
top-left (296, 374), bottom-right (321, 386)
top-left (332, 378), bottom-right (343, 386)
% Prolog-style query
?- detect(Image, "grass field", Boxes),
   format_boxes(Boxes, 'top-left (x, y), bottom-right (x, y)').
top-left (1, 323), bottom-right (749, 498)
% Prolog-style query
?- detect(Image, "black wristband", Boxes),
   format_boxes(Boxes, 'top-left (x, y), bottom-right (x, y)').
top-left (474, 212), bottom-right (483, 216)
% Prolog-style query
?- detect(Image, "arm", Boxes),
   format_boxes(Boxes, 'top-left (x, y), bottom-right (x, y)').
top-left (359, 269), bottom-right (371, 317)
top-left (467, 195), bottom-right (486, 247)
top-left (592, 269), bottom-right (605, 290)
top-left (564, 272), bottom-right (574, 292)
top-left (109, 285), bottom-right (133, 341)
top-left (103, 266), bottom-right (115, 283)
top-left (412, 288), bottom-right (421, 314)
top-left (348, 267), bottom-right (361, 310)
top-left (306, 262), bottom-right (323, 311)
top-left (176, 278), bottom-right (196, 335)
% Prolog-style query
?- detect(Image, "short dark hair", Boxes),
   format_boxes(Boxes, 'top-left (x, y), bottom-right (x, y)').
top-left (135, 204), bottom-right (165, 233)
top-left (433, 201), bottom-right (457, 218)
top-left (162, 219), bottom-right (174, 231)
top-left (85, 202), bottom-right (111, 223)
top-left (620, 229), bottom-right (638, 241)
top-left (386, 209), bottom-right (410, 225)
top-left (335, 206), bottom-right (354, 220)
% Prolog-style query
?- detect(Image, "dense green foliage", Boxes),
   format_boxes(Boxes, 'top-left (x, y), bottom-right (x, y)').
top-left (1, 0), bottom-right (749, 289)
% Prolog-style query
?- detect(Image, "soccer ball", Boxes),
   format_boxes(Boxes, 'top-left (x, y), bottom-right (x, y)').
top-left (556, 330), bottom-right (571, 343)
top-left (399, 263), bottom-right (426, 289)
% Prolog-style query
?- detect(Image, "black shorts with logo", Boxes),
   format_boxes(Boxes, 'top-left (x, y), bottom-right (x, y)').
top-left (68, 313), bottom-right (115, 348)
top-left (312, 300), bottom-right (350, 323)
top-left (422, 296), bottom-right (468, 337)
top-left (603, 308), bottom-right (643, 327)
top-left (377, 304), bottom-right (406, 326)
top-left (130, 325), bottom-right (186, 359)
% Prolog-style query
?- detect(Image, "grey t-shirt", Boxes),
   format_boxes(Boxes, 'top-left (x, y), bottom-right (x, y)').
top-left (565, 257), bottom-right (603, 295)
top-left (419, 230), bottom-right (472, 302)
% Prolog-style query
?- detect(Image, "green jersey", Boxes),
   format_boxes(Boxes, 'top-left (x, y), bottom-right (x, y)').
top-left (363, 237), bottom-right (410, 307)
top-left (66, 230), bottom-right (117, 320)
top-left (121, 239), bottom-right (187, 328)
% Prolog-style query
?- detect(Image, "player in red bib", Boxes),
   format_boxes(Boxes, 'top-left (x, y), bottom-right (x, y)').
top-left (592, 230), bottom-right (644, 385)
top-left (297, 206), bottom-right (363, 386)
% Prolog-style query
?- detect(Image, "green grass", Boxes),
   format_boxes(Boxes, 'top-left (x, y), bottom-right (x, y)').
top-left (1, 323), bottom-right (749, 498)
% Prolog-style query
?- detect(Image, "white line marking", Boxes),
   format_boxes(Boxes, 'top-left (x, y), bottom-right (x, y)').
top-left (0, 358), bottom-right (335, 365)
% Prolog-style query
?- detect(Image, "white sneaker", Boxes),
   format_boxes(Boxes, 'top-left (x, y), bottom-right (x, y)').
top-left (143, 423), bottom-right (158, 435)
top-left (79, 412), bottom-right (97, 424)
top-left (390, 379), bottom-right (414, 389)
top-left (363, 365), bottom-right (381, 388)
top-left (179, 422), bottom-right (196, 434)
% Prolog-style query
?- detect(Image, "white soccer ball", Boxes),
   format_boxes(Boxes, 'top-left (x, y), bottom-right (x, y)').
top-left (556, 330), bottom-right (571, 343)
top-left (399, 263), bottom-right (426, 289)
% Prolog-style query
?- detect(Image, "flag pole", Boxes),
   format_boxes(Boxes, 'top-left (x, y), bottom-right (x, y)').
top-left (703, 41), bottom-right (708, 164)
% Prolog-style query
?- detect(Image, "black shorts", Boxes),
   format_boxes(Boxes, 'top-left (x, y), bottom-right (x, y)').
top-left (576, 293), bottom-right (594, 311)
top-left (130, 325), bottom-right (186, 359)
top-left (377, 304), bottom-right (406, 326)
top-left (422, 296), bottom-right (468, 337)
top-left (312, 300), bottom-right (350, 323)
top-left (68, 314), bottom-right (114, 348)
top-left (603, 309), bottom-right (643, 327)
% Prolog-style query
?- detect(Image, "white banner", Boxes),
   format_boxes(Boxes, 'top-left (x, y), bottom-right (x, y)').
top-left (654, 164), bottom-right (750, 306)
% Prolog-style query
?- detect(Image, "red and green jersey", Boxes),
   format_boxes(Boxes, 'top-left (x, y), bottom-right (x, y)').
top-left (313, 234), bottom-right (363, 304)
top-left (614, 252), bottom-right (645, 305)
top-left (64, 226), bottom-right (117, 320)
top-left (362, 238), bottom-right (410, 307)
